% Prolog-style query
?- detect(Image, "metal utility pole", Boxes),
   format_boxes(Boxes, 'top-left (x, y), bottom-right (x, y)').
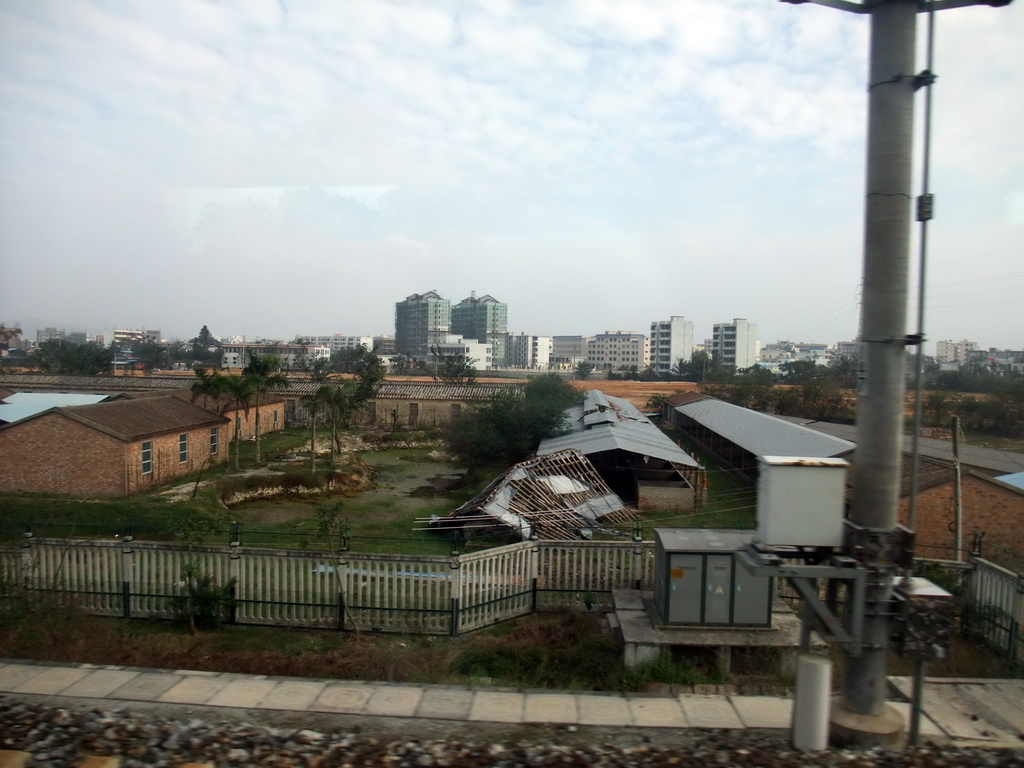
top-left (782, 0), bottom-right (1014, 747)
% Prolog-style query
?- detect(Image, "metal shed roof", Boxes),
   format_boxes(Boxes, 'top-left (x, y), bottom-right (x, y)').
top-left (774, 415), bottom-right (1024, 476)
top-left (675, 399), bottom-right (854, 459)
top-left (538, 390), bottom-right (701, 468)
top-left (0, 392), bottom-right (110, 424)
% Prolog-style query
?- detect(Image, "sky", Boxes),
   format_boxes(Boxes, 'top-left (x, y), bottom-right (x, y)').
top-left (0, 0), bottom-right (1021, 353)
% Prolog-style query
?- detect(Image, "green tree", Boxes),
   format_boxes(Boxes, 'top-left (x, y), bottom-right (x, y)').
top-left (444, 374), bottom-right (578, 469)
top-left (190, 325), bottom-right (221, 364)
top-left (220, 374), bottom-right (255, 472)
top-left (242, 353), bottom-right (289, 465)
top-left (190, 367), bottom-right (225, 409)
top-left (574, 361), bottom-right (595, 380)
top-left (131, 342), bottom-right (170, 375)
top-left (428, 345), bottom-right (477, 384)
top-left (32, 339), bottom-right (113, 375)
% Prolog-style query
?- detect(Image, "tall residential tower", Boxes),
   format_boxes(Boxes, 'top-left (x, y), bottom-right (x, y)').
top-left (451, 293), bottom-right (508, 367)
top-left (395, 291), bottom-right (450, 359)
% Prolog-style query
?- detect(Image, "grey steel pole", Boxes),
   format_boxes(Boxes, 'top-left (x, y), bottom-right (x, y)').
top-left (843, 0), bottom-right (917, 718)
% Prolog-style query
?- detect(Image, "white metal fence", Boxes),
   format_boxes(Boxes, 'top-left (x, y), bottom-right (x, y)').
top-left (1, 537), bottom-right (655, 636)
top-left (964, 555), bottom-right (1024, 665)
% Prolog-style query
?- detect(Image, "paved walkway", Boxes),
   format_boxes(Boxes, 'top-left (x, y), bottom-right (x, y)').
top-left (1, 660), bottom-right (1021, 747)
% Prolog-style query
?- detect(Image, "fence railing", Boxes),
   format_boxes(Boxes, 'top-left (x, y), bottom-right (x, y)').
top-left (963, 555), bottom-right (1024, 665)
top-left (2, 537), bottom-right (655, 636)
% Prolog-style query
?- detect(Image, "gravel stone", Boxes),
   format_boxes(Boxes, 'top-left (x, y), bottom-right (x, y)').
top-left (2, 697), bottom-right (1024, 767)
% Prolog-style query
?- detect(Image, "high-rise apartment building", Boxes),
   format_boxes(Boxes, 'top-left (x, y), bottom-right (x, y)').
top-left (649, 317), bottom-right (694, 375)
top-left (935, 339), bottom-right (978, 365)
top-left (711, 318), bottom-right (758, 369)
top-left (551, 336), bottom-right (594, 368)
top-left (395, 291), bottom-right (450, 359)
top-left (451, 293), bottom-right (508, 367)
top-left (507, 334), bottom-right (552, 369)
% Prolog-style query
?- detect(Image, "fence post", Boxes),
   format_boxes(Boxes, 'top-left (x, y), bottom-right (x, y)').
top-left (19, 531), bottom-right (33, 590)
top-left (529, 541), bottom-right (539, 613)
top-left (228, 537), bottom-right (241, 625)
top-left (449, 550), bottom-right (462, 637)
top-left (120, 537), bottom-right (134, 619)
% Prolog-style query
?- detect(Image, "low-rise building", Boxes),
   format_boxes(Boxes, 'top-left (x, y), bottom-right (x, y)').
top-left (550, 336), bottom-right (594, 369)
top-left (0, 396), bottom-right (231, 497)
top-left (221, 342), bottom-right (330, 370)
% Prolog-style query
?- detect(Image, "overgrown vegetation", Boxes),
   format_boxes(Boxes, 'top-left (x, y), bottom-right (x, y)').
top-left (443, 374), bottom-right (579, 469)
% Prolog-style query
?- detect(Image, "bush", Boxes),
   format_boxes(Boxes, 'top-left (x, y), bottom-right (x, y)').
top-left (174, 561), bottom-right (236, 634)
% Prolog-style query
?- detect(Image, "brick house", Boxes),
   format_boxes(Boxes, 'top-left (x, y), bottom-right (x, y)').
top-left (898, 469), bottom-right (1024, 562)
top-left (0, 396), bottom-right (231, 497)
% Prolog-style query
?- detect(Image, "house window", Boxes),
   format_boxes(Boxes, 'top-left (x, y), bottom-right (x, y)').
top-left (451, 403), bottom-right (461, 419)
top-left (409, 402), bottom-right (419, 428)
top-left (273, 409), bottom-right (279, 425)
top-left (179, 433), bottom-right (188, 463)
top-left (141, 441), bottom-right (152, 475)
top-left (210, 427), bottom-right (219, 455)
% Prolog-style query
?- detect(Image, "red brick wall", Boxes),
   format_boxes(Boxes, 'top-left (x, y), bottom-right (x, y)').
top-left (0, 412), bottom-right (125, 496)
top-left (0, 414), bottom-right (228, 497)
top-left (898, 474), bottom-right (1024, 560)
top-left (125, 424), bottom-right (226, 495)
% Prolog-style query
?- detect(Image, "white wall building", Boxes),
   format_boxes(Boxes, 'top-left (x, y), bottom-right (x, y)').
top-left (649, 317), bottom-right (694, 375)
top-left (551, 336), bottom-right (594, 368)
top-left (507, 334), bottom-right (552, 369)
top-left (711, 318), bottom-right (758, 369)
top-left (221, 343), bottom-right (330, 370)
top-left (304, 334), bottom-right (375, 352)
top-left (431, 335), bottom-right (493, 369)
top-left (935, 339), bottom-right (978, 365)
top-left (586, 331), bottom-right (650, 372)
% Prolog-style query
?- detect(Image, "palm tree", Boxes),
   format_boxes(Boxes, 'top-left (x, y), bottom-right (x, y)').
top-left (190, 367), bottom-right (224, 409)
top-left (300, 385), bottom-right (332, 472)
top-left (322, 382), bottom-right (357, 466)
top-left (219, 375), bottom-right (255, 472)
top-left (242, 353), bottom-right (289, 465)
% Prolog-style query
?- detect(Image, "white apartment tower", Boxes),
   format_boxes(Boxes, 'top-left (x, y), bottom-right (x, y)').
top-left (711, 318), bottom-right (758, 369)
top-left (649, 317), bottom-right (694, 375)
top-left (935, 339), bottom-right (978, 365)
top-left (507, 334), bottom-right (552, 369)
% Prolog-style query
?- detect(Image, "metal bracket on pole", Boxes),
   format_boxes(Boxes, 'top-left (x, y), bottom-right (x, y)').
top-left (737, 546), bottom-right (869, 655)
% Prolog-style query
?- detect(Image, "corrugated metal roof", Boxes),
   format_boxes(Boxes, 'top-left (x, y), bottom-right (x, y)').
top-left (539, 391), bottom-right (702, 468)
top-left (675, 399), bottom-right (854, 459)
top-left (0, 392), bottom-right (110, 423)
top-left (773, 415), bottom-right (1024, 475)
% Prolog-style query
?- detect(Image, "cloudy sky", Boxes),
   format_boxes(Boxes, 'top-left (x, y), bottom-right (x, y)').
top-left (1, 0), bottom-right (1020, 352)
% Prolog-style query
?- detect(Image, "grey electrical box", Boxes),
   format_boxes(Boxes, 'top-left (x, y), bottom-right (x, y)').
top-left (653, 529), bottom-right (772, 628)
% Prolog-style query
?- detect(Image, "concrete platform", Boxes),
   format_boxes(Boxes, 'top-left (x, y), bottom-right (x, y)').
top-left (0, 659), bottom-right (1019, 749)
top-left (612, 590), bottom-right (824, 674)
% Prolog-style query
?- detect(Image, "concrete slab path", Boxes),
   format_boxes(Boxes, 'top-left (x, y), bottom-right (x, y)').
top-left (1, 660), bottom-right (1020, 748)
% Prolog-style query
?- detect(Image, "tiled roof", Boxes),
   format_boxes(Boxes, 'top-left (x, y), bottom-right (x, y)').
top-left (0, 373), bottom-right (186, 393)
top-left (1, 395), bottom-right (229, 441)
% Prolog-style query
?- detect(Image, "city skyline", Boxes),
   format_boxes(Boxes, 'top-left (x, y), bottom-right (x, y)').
top-left (1, 2), bottom-right (1021, 348)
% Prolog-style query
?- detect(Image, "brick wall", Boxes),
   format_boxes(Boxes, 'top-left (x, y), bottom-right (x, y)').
top-left (0, 412), bottom-right (125, 496)
top-left (899, 473), bottom-right (1024, 560)
top-left (0, 413), bottom-right (228, 497)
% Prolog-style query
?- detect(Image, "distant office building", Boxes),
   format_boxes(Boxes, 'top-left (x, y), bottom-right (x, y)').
top-left (551, 336), bottom-right (594, 368)
top-left (113, 329), bottom-right (161, 347)
top-left (372, 335), bottom-right (395, 356)
top-left (507, 334), bottom-right (552, 369)
top-left (305, 335), bottom-right (375, 353)
top-left (395, 291), bottom-right (450, 359)
top-left (586, 331), bottom-right (650, 372)
top-left (36, 327), bottom-right (64, 344)
top-left (451, 293), bottom-right (508, 368)
top-left (430, 334), bottom-right (493, 369)
top-left (835, 340), bottom-right (860, 360)
top-left (221, 342), bottom-right (330, 370)
top-left (935, 339), bottom-right (978, 365)
top-left (711, 319), bottom-right (758, 369)
top-left (649, 317), bottom-right (694, 375)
